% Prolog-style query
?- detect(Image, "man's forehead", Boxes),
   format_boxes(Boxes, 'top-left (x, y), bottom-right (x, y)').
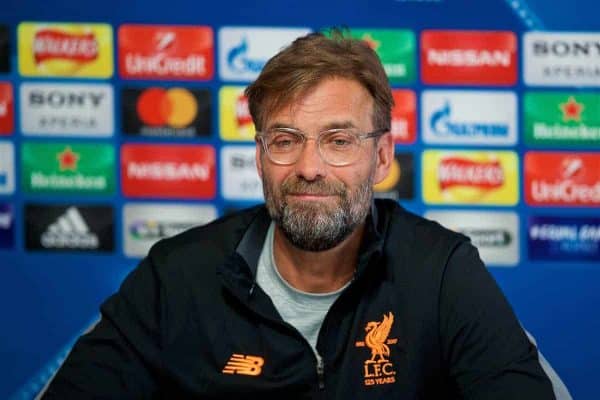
top-left (264, 77), bottom-right (374, 129)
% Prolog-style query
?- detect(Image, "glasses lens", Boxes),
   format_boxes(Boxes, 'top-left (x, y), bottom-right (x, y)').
top-left (319, 129), bottom-right (361, 166)
top-left (265, 129), bottom-right (304, 164)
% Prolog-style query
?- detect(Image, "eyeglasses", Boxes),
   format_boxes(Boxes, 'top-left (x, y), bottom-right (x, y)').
top-left (256, 127), bottom-right (388, 166)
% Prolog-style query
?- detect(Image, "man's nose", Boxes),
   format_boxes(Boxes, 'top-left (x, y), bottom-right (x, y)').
top-left (293, 139), bottom-right (327, 181)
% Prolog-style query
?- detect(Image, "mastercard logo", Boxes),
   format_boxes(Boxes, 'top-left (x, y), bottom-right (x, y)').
top-left (136, 87), bottom-right (197, 128)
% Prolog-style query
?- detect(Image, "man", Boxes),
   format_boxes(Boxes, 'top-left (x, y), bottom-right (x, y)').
top-left (43, 31), bottom-right (564, 399)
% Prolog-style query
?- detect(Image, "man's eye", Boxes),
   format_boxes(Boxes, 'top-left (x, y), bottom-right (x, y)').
top-left (325, 135), bottom-right (353, 147)
top-left (270, 135), bottom-right (299, 150)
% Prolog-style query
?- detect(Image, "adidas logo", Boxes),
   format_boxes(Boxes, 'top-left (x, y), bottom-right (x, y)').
top-left (41, 207), bottom-right (99, 249)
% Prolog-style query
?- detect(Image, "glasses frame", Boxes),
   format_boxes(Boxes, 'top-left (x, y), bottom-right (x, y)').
top-left (256, 127), bottom-right (389, 166)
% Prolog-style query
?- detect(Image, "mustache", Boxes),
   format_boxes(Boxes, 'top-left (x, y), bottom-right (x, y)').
top-left (280, 178), bottom-right (345, 196)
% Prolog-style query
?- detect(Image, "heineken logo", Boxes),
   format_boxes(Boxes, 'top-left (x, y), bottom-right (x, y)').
top-left (525, 92), bottom-right (600, 145)
top-left (560, 96), bottom-right (584, 122)
top-left (57, 146), bottom-right (79, 170)
top-left (21, 142), bottom-right (115, 194)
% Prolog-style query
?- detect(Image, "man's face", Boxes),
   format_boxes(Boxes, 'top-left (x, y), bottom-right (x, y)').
top-left (256, 77), bottom-right (393, 251)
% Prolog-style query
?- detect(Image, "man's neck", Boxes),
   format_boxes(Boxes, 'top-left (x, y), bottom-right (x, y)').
top-left (272, 223), bottom-right (365, 293)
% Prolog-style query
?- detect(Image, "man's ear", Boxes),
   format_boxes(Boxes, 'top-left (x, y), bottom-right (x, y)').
top-left (255, 139), bottom-right (264, 179)
top-left (373, 132), bottom-right (394, 185)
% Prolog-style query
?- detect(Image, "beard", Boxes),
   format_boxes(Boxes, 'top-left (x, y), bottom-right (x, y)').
top-left (263, 170), bottom-right (374, 252)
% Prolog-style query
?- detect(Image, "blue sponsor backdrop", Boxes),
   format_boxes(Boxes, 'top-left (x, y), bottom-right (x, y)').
top-left (1, 0), bottom-right (599, 399)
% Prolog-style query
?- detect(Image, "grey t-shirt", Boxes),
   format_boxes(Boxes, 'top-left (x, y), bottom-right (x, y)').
top-left (255, 222), bottom-right (350, 355)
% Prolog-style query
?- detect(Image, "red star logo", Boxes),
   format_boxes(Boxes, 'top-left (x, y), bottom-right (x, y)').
top-left (361, 33), bottom-right (381, 51)
top-left (559, 96), bottom-right (584, 122)
top-left (57, 146), bottom-right (80, 171)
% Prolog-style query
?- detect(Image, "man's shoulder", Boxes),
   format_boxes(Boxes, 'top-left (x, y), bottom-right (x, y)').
top-left (147, 205), bottom-right (266, 268)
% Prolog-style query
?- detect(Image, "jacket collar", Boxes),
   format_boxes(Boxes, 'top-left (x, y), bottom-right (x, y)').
top-left (233, 200), bottom-right (386, 281)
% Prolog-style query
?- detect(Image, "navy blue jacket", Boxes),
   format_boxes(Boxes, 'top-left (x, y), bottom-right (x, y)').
top-left (44, 199), bottom-right (555, 399)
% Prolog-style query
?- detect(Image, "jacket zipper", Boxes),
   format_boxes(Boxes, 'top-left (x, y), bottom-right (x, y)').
top-left (316, 354), bottom-right (325, 390)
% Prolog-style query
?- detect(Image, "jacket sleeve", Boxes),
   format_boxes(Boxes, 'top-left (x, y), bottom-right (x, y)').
top-left (439, 242), bottom-right (556, 400)
top-left (41, 253), bottom-right (164, 399)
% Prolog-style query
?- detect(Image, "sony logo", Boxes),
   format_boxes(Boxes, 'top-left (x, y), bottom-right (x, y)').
top-left (533, 40), bottom-right (600, 57)
top-left (28, 91), bottom-right (105, 108)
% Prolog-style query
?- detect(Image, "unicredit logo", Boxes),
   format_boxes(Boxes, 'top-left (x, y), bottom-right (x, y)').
top-left (119, 25), bottom-right (213, 80)
top-left (127, 161), bottom-right (210, 181)
top-left (33, 29), bottom-right (98, 63)
top-left (438, 158), bottom-right (504, 190)
top-left (124, 30), bottom-right (206, 77)
top-left (525, 152), bottom-right (600, 206)
top-left (125, 51), bottom-right (205, 77)
top-left (530, 180), bottom-right (600, 203)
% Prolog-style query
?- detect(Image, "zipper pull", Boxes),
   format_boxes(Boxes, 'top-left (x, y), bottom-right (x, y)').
top-left (316, 354), bottom-right (325, 390)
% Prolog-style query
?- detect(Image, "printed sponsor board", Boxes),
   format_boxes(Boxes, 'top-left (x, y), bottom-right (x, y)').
top-left (218, 26), bottom-right (311, 81)
top-left (221, 146), bottom-right (263, 200)
top-left (25, 203), bottom-right (114, 252)
top-left (123, 203), bottom-right (217, 257)
top-left (121, 144), bottom-right (216, 199)
top-left (425, 210), bottom-right (519, 267)
top-left (0, 203), bottom-right (14, 249)
top-left (422, 90), bottom-right (517, 146)
top-left (20, 82), bottom-right (114, 137)
top-left (524, 92), bottom-right (600, 146)
top-left (421, 30), bottom-right (517, 85)
top-left (118, 24), bottom-right (213, 80)
top-left (219, 86), bottom-right (255, 141)
top-left (0, 82), bottom-right (13, 134)
top-left (18, 22), bottom-right (113, 78)
top-left (348, 29), bottom-right (416, 84)
top-left (0, 141), bottom-right (15, 194)
top-left (422, 150), bottom-right (519, 205)
top-left (21, 142), bottom-right (115, 195)
top-left (524, 152), bottom-right (600, 206)
top-left (528, 216), bottom-right (600, 262)
top-left (122, 87), bottom-right (211, 137)
top-left (0, 25), bottom-right (9, 73)
top-left (524, 32), bottom-right (600, 86)
top-left (374, 153), bottom-right (414, 200)
top-left (391, 89), bottom-right (416, 144)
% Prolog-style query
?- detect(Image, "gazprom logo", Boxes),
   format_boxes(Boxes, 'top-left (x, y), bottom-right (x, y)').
top-left (422, 90), bottom-right (517, 146)
top-left (226, 37), bottom-right (266, 74)
top-left (430, 101), bottom-right (509, 138)
top-left (218, 27), bottom-right (311, 81)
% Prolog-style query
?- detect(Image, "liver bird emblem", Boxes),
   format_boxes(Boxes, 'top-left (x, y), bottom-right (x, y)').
top-left (364, 312), bottom-right (394, 363)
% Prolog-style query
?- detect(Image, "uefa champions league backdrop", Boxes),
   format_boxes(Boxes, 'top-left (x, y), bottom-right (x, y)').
top-left (1, 0), bottom-right (599, 398)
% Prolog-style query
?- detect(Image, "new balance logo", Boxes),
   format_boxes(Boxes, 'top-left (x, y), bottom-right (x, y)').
top-left (222, 354), bottom-right (264, 376)
top-left (41, 207), bottom-right (99, 249)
